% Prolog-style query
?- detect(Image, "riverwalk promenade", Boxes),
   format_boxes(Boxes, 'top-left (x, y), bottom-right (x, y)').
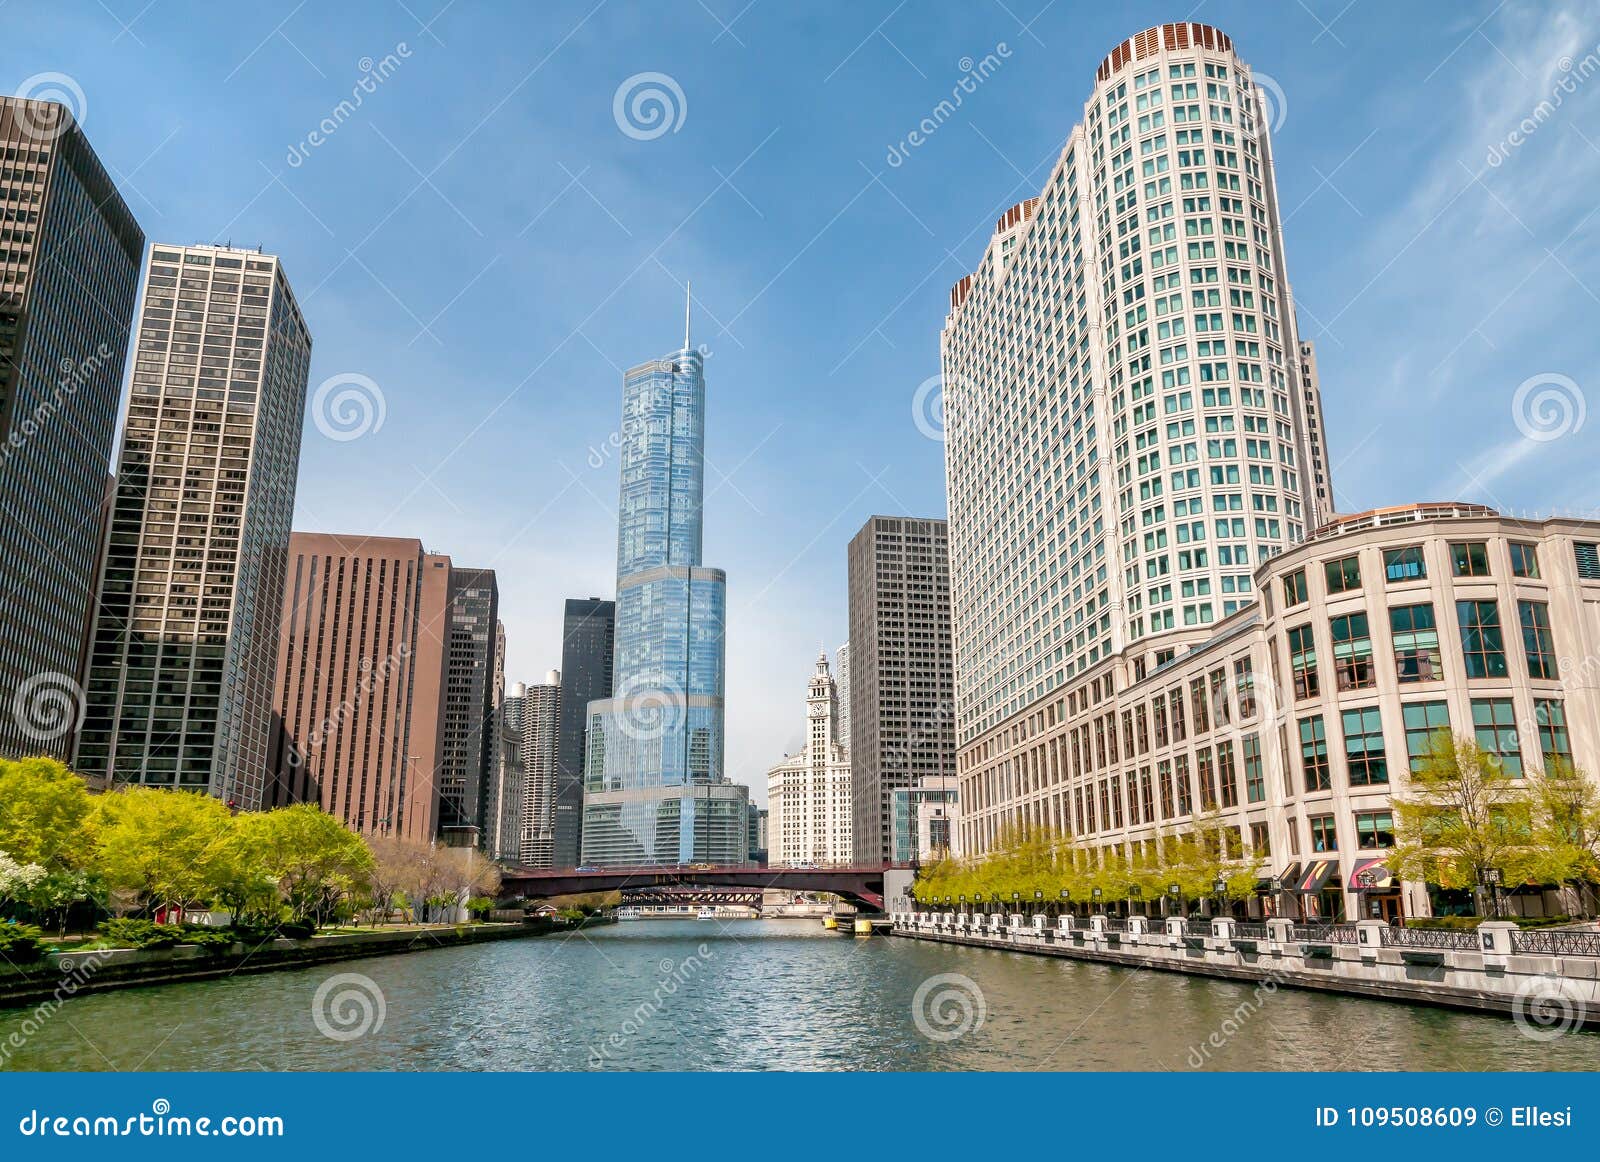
top-left (892, 911), bottom-right (1600, 1030)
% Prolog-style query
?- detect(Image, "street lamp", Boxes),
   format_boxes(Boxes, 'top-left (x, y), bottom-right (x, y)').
top-left (1091, 886), bottom-right (1103, 914)
top-left (1482, 867), bottom-right (1504, 918)
top-left (1168, 882), bottom-right (1182, 919)
top-left (1213, 877), bottom-right (1228, 919)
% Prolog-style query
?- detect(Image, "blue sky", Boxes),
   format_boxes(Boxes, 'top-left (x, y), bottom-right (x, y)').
top-left (10, 1), bottom-right (1598, 804)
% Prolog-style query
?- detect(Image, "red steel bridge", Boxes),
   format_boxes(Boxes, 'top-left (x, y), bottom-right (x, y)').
top-left (501, 865), bottom-right (896, 911)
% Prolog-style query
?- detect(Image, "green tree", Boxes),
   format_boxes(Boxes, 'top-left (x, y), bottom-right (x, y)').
top-left (0, 757), bottom-right (96, 871)
top-left (239, 805), bottom-right (375, 927)
top-left (1525, 758), bottom-right (1600, 917)
top-left (1390, 731), bottom-right (1532, 913)
top-left (94, 786), bottom-right (236, 916)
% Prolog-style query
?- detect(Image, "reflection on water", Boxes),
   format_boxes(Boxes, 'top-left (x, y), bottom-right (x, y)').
top-left (3, 920), bottom-right (1594, 1071)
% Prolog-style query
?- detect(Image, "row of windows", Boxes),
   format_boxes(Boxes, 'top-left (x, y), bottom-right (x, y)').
top-left (1288, 597), bottom-right (1558, 697)
top-left (1298, 697), bottom-right (1570, 790)
top-left (1283, 539), bottom-right (1542, 607)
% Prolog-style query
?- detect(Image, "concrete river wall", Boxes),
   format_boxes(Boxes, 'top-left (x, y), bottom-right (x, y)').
top-left (891, 911), bottom-right (1600, 1030)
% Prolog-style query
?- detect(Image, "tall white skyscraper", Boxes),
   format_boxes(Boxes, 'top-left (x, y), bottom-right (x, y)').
top-left (766, 650), bottom-right (853, 867)
top-left (941, 23), bottom-right (1329, 852)
top-left (77, 244), bottom-right (310, 809)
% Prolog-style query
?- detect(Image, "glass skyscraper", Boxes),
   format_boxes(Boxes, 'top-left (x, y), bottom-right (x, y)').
top-left (582, 308), bottom-right (746, 866)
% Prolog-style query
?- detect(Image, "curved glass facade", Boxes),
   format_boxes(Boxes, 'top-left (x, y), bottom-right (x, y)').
top-left (582, 344), bottom-right (741, 865)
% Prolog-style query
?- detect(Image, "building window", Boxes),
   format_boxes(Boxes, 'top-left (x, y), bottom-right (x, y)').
top-left (1330, 612), bottom-right (1375, 690)
top-left (1174, 753), bottom-right (1193, 816)
top-left (1577, 542), bottom-right (1600, 580)
top-left (1216, 741), bottom-right (1239, 809)
top-left (1383, 546), bottom-right (1426, 582)
top-left (1196, 746), bottom-right (1216, 810)
top-left (1242, 734), bottom-right (1265, 803)
top-left (1451, 541), bottom-right (1490, 577)
top-left (1402, 701), bottom-right (1450, 773)
top-left (1299, 715), bottom-right (1330, 791)
top-left (1190, 676), bottom-right (1209, 733)
top-left (1534, 699), bottom-right (1571, 765)
top-left (1234, 657), bottom-right (1256, 718)
top-left (1389, 603), bottom-right (1440, 682)
top-left (1354, 810), bottom-right (1395, 850)
top-left (1309, 814), bottom-right (1338, 852)
top-left (1508, 542), bottom-right (1540, 578)
top-left (1518, 600), bottom-right (1557, 680)
top-left (1287, 623), bottom-right (1319, 699)
top-left (1341, 706), bottom-right (1388, 786)
top-left (1249, 820), bottom-right (1271, 858)
top-left (1282, 568), bottom-right (1307, 606)
top-left (1457, 600), bottom-right (1507, 678)
top-left (1471, 698), bottom-right (1522, 777)
top-left (1324, 555), bottom-right (1361, 594)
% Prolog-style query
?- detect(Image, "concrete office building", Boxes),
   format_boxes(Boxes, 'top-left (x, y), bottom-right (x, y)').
top-left (0, 96), bottom-right (143, 761)
top-left (890, 775), bottom-right (960, 865)
top-left (483, 623), bottom-right (523, 863)
top-left (267, 532), bottom-right (452, 842)
top-left (942, 23), bottom-right (1330, 836)
top-left (835, 640), bottom-right (852, 754)
top-left (77, 244), bottom-right (311, 808)
top-left (955, 504), bottom-right (1600, 922)
top-left (846, 516), bottom-right (956, 865)
top-left (439, 568), bottom-right (498, 846)
top-left (515, 671), bottom-right (561, 867)
top-left (1299, 340), bottom-right (1334, 522)
top-left (942, 22), bottom-right (1332, 758)
top-left (554, 597), bottom-right (613, 867)
top-left (766, 650), bottom-right (853, 867)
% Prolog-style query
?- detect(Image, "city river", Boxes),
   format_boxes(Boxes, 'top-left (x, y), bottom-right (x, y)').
top-left (5, 920), bottom-right (1596, 1070)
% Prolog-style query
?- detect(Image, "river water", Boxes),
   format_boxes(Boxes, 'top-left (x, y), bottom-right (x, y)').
top-left (5, 920), bottom-right (1595, 1070)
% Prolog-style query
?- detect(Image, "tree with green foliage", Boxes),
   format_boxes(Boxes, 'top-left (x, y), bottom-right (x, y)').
top-left (0, 757), bottom-right (96, 871)
top-left (237, 804), bottom-right (375, 926)
top-left (1524, 758), bottom-right (1600, 917)
top-left (1390, 731), bottom-right (1533, 914)
top-left (94, 786), bottom-right (237, 916)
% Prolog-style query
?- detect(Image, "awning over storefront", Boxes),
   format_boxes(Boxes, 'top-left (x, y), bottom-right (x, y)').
top-left (1258, 862), bottom-right (1300, 893)
top-left (1348, 858), bottom-right (1397, 891)
top-left (1297, 859), bottom-right (1337, 894)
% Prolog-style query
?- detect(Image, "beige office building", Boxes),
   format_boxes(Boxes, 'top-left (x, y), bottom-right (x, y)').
top-left (956, 504), bottom-right (1600, 921)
